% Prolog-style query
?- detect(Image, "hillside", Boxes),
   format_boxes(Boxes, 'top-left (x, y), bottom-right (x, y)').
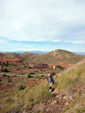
top-left (0, 52), bottom-right (38, 61)
top-left (0, 58), bottom-right (85, 113)
top-left (59, 58), bottom-right (85, 76)
top-left (0, 49), bottom-right (84, 65)
top-left (20, 52), bottom-right (38, 63)
top-left (0, 52), bottom-right (22, 59)
top-left (32, 49), bottom-right (84, 64)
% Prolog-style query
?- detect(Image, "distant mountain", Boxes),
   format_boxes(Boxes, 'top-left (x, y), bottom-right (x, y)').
top-left (29, 51), bottom-right (48, 54)
top-left (74, 52), bottom-right (85, 56)
top-left (0, 51), bottom-right (48, 54)
top-left (1, 50), bottom-right (85, 55)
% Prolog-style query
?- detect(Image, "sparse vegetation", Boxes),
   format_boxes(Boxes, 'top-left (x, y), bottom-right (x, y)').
top-left (51, 72), bottom-right (56, 76)
top-left (3, 74), bottom-right (6, 77)
top-left (19, 85), bottom-right (25, 90)
top-left (7, 75), bottom-right (10, 78)
top-left (30, 72), bottom-right (35, 75)
top-left (55, 65), bottom-right (85, 91)
top-left (0, 64), bottom-right (85, 113)
top-left (21, 73), bottom-right (24, 75)
top-left (8, 79), bottom-right (12, 82)
top-left (53, 64), bottom-right (85, 113)
top-left (0, 51), bottom-right (84, 113)
top-left (27, 73), bottom-right (32, 78)
top-left (2, 68), bottom-right (8, 72)
top-left (0, 79), bottom-right (52, 113)
top-left (56, 65), bottom-right (64, 69)
top-left (14, 75), bottom-right (17, 77)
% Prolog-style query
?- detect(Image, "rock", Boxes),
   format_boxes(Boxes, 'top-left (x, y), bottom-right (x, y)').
top-left (56, 95), bottom-right (62, 100)
top-left (68, 96), bottom-right (73, 100)
top-left (65, 102), bottom-right (69, 106)
top-left (37, 104), bottom-right (45, 111)
top-left (74, 104), bottom-right (79, 108)
top-left (46, 108), bottom-right (50, 112)
top-left (51, 100), bottom-right (57, 105)
top-left (23, 110), bottom-right (26, 113)
top-left (63, 96), bottom-right (68, 100)
top-left (52, 89), bottom-right (59, 95)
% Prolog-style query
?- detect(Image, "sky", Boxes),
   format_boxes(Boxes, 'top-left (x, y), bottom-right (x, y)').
top-left (0, 0), bottom-right (85, 52)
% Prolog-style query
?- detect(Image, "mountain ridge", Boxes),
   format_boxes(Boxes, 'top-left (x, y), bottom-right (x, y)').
top-left (32, 49), bottom-right (84, 64)
top-left (0, 49), bottom-right (84, 65)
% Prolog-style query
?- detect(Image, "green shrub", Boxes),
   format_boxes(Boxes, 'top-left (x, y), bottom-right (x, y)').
top-left (30, 72), bottom-right (35, 75)
top-left (14, 75), bottom-right (17, 77)
top-left (7, 76), bottom-right (10, 78)
top-left (51, 72), bottom-right (56, 76)
top-left (8, 79), bottom-right (11, 82)
top-left (56, 65), bottom-right (64, 69)
top-left (27, 74), bottom-right (32, 78)
top-left (41, 75), bottom-right (44, 78)
top-left (19, 85), bottom-right (24, 90)
top-left (3, 74), bottom-right (6, 77)
top-left (2, 68), bottom-right (8, 72)
top-left (4, 64), bottom-right (8, 67)
top-left (21, 73), bottom-right (24, 75)
top-left (40, 69), bottom-right (43, 71)
top-left (39, 75), bottom-right (44, 79)
top-left (29, 67), bottom-right (32, 69)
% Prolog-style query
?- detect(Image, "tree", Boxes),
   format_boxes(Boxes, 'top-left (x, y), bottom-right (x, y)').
top-left (2, 68), bottom-right (8, 72)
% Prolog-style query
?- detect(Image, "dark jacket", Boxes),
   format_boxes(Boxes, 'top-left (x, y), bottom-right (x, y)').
top-left (47, 75), bottom-right (54, 84)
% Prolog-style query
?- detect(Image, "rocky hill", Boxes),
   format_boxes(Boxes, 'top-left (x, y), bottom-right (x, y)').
top-left (32, 49), bottom-right (84, 65)
top-left (0, 52), bottom-right (38, 63)
top-left (0, 52), bottom-right (22, 59)
top-left (0, 49), bottom-right (84, 65)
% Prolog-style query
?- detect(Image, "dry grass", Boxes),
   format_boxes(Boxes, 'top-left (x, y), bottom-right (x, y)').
top-left (54, 64), bottom-right (85, 113)
top-left (0, 64), bottom-right (85, 113)
top-left (0, 77), bottom-right (52, 113)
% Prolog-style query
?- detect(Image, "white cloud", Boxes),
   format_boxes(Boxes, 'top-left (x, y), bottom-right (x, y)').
top-left (54, 40), bottom-right (62, 43)
top-left (65, 40), bottom-right (85, 44)
top-left (0, 39), bottom-right (7, 44)
top-left (0, 0), bottom-right (85, 43)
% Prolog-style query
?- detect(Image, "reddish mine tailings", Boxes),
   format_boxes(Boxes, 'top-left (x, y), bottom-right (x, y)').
top-left (60, 62), bottom-right (72, 68)
top-left (0, 77), bottom-right (15, 91)
top-left (0, 85), bottom-right (15, 91)
top-left (33, 64), bottom-right (49, 69)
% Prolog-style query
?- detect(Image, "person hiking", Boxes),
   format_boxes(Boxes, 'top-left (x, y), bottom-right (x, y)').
top-left (47, 74), bottom-right (55, 92)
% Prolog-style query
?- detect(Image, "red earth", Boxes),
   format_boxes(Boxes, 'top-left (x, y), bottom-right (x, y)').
top-left (0, 85), bottom-right (15, 91)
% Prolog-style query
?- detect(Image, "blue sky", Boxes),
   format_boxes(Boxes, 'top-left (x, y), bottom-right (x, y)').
top-left (0, 0), bottom-right (85, 52)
